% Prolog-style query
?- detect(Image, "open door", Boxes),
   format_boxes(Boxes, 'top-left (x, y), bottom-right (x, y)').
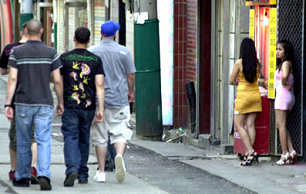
top-left (199, 0), bottom-right (212, 135)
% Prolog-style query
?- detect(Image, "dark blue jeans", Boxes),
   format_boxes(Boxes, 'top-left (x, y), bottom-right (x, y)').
top-left (61, 108), bottom-right (95, 180)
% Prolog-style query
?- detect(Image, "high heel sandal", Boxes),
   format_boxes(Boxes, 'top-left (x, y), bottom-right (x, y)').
top-left (241, 151), bottom-right (258, 166)
top-left (289, 150), bottom-right (298, 165)
top-left (240, 154), bottom-right (248, 166)
top-left (276, 152), bottom-right (289, 166)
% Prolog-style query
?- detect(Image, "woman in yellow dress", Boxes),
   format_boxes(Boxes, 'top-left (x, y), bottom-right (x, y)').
top-left (230, 38), bottom-right (262, 166)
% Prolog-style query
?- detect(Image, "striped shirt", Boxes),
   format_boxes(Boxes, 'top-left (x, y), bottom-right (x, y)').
top-left (8, 40), bottom-right (62, 107)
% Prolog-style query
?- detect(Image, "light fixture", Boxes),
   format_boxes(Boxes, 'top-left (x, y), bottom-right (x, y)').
top-left (261, 9), bottom-right (269, 26)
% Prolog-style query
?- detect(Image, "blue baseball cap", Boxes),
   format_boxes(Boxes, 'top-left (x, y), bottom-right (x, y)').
top-left (101, 20), bottom-right (120, 37)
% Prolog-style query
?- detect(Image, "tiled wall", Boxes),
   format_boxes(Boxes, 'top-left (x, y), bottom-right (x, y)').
top-left (125, 11), bottom-right (134, 62)
top-left (186, 0), bottom-right (197, 82)
top-left (93, 0), bottom-right (106, 44)
top-left (57, 0), bottom-right (64, 54)
top-left (173, 0), bottom-right (197, 129)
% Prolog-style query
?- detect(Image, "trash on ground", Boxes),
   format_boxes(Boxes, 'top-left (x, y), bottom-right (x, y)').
top-left (162, 127), bottom-right (187, 143)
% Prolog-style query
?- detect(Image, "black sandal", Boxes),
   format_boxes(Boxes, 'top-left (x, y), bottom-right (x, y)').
top-left (240, 154), bottom-right (248, 166)
top-left (241, 151), bottom-right (258, 166)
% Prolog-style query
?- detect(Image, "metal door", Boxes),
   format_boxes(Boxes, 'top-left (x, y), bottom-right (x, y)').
top-left (275, 0), bottom-right (304, 156)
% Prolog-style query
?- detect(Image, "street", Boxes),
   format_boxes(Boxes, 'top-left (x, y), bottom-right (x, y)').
top-left (0, 77), bottom-right (254, 194)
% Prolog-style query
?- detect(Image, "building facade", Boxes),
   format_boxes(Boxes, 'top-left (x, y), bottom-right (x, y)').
top-left (1, 0), bottom-right (305, 158)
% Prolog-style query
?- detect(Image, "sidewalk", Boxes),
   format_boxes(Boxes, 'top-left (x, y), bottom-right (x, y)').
top-left (0, 126), bottom-right (168, 194)
top-left (131, 139), bottom-right (306, 194)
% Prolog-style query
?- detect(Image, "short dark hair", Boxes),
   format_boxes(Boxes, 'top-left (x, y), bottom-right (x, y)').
top-left (75, 27), bottom-right (90, 44)
top-left (27, 19), bottom-right (42, 35)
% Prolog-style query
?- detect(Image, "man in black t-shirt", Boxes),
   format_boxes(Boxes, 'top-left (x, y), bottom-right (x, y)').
top-left (0, 42), bottom-right (22, 75)
top-left (0, 22), bottom-right (38, 184)
top-left (60, 27), bottom-right (105, 186)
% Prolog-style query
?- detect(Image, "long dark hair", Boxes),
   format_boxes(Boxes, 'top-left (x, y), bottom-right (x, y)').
top-left (239, 38), bottom-right (258, 83)
top-left (276, 40), bottom-right (294, 72)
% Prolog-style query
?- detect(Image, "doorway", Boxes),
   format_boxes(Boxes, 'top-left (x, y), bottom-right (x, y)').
top-left (64, 2), bottom-right (87, 51)
top-left (199, 0), bottom-right (212, 135)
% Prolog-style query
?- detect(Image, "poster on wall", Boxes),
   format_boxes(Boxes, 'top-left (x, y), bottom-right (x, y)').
top-left (268, 8), bottom-right (277, 99)
top-left (249, 9), bottom-right (254, 40)
top-left (157, 0), bottom-right (173, 126)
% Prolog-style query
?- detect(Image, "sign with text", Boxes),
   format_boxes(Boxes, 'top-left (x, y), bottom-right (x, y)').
top-left (249, 9), bottom-right (255, 40)
top-left (268, 8), bottom-right (277, 99)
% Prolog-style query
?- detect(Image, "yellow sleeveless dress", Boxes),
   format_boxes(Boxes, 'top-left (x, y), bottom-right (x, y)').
top-left (235, 71), bottom-right (262, 114)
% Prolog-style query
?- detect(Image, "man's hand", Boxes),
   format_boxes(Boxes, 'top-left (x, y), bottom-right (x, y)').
top-left (95, 110), bottom-right (104, 123)
top-left (128, 91), bottom-right (135, 103)
top-left (1, 68), bottom-right (10, 75)
top-left (5, 107), bottom-right (14, 122)
top-left (56, 104), bottom-right (64, 116)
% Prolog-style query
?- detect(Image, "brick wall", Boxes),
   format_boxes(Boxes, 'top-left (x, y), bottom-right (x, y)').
top-left (186, 0), bottom-right (198, 82)
top-left (173, 0), bottom-right (198, 129)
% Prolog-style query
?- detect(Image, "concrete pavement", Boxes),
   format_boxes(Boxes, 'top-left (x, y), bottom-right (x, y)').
top-left (1, 74), bottom-right (306, 193)
top-left (131, 139), bottom-right (306, 194)
top-left (0, 120), bottom-right (168, 194)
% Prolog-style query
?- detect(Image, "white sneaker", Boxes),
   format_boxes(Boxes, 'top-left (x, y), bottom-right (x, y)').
top-left (115, 155), bottom-right (126, 183)
top-left (93, 171), bottom-right (106, 182)
top-left (92, 170), bottom-right (98, 179)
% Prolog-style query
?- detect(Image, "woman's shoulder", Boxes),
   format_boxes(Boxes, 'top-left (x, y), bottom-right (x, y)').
top-left (282, 60), bottom-right (293, 71)
top-left (235, 58), bottom-right (242, 63)
top-left (235, 59), bottom-right (242, 67)
top-left (283, 60), bottom-right (292, 65)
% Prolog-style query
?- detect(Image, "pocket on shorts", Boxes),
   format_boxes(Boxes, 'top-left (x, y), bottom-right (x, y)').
top-left (113, 108), bottom-right (129, 121)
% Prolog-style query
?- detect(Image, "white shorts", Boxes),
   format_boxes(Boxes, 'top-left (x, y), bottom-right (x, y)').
top-left (91, 106), bottom-right (133, 147)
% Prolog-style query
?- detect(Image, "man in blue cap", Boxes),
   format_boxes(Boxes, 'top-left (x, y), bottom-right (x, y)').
top-left (88, 20), bottom-right (135, 183)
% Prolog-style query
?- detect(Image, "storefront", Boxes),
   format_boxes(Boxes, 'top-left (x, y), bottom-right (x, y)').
top-left (235, 0), bottom-right (305, 159)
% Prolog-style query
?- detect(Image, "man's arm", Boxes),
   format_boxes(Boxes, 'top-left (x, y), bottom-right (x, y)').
top-left (51, 68), bottom-right (64, 116)
top-left (95, 74), bottom-right (105, 123)
top-left (5, 68), bottom-right (18, 121)
top-left (127, 73), bottom-right (135, 103)
top-left (1, 68), bottom-right (9, 75)
top-left (0, 45), bottom-right (10, 75)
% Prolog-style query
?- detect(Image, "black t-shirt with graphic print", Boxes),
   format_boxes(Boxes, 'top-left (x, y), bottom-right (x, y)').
top-left (0, 42), bottom-right (23, 69)
top-left (60, 49), bottom-right (104, 110)
top-left (0, 42), bottom-right (23, 107)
